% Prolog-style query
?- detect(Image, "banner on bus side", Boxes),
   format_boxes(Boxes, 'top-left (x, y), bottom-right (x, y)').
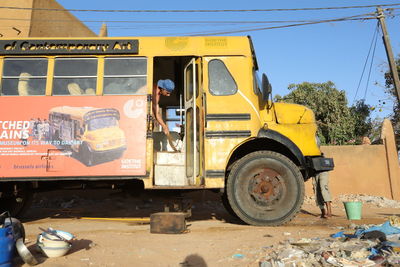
top-left (0, 96), bottom-right (147, 177)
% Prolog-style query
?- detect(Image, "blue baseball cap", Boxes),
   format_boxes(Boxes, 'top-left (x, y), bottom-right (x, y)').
top-left (157, 79), bottom-right (175, 93)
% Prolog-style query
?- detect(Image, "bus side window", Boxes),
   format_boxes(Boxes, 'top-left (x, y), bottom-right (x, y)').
top-left (53, 58), bottom-right (97, 96)
top-left (103, 57), bottom-right (147, 95)
top-left (1, 58), bottom-right (47, 96)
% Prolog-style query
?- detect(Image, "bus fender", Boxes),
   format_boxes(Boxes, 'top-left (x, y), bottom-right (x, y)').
top-left (257, 128), bottom-right (306, 167)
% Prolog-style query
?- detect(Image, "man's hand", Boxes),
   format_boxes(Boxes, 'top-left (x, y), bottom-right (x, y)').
top-left (163, 126), bottom-right (170, 136)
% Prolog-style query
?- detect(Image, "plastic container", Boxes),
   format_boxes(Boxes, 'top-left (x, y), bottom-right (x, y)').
top-left (37, 242), bottom-right (71, 258)
top-left (36, 231), bottom-right (72, 258)
top-left (343, 201), bottom-right (362, 220)
top-left (0, 226), bottom-right (15, 267)
top-left (4, 218), bottom-right (25, 241)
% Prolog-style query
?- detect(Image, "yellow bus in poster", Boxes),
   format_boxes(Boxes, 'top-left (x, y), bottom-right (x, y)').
top-left (48, 106), bottom-right (127, 166)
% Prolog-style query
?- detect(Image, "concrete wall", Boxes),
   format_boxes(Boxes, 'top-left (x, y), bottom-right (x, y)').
top-left (0, 0), bottom-right (95, 38)
top-left (305, 119), bottom-right (400, 200)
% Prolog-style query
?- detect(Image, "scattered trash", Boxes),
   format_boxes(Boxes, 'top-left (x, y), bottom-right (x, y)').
top-left (16, 238), bottom-right (38, 266)
top-left (304, 194), bottom-right (400, 209)
top-left (389, 216), bottom-right (400, 227)
top-left (232, 253), bottom-right (245, 259)
top-left (339, 195), bottom-right (400, 209)
top-left (259, 218), bottom-right (400, 266)
top-left (361, 230), bottom-right (387, 242)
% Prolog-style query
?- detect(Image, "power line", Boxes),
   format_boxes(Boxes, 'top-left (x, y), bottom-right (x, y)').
top-left (353, 22), bottom-right (380, 104)
top-left (0, 17), bottom-right (343, 24)
top-left (0, 9), bottom-right (398, 36)
top-left (0, 14), bottom-right (382, 36)
top-left (0, 3), bottom-right (399, 13)
top-left (363, 23), bottom-right (380, 101)
top-left (186, 14), bottom-right (376, 36)
top-left (0, 12), bottom-right (384, 33)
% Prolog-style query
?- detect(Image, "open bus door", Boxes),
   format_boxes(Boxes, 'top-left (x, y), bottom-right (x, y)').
top-left (184, 58), bottom-right (203, 186)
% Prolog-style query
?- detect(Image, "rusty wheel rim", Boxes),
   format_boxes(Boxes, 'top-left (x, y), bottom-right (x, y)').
top-left (248, 168), bottom-right (287, 208)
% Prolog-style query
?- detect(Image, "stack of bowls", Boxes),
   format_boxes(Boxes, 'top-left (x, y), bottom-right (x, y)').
top-left (36, 229), bottom-right (74, 258)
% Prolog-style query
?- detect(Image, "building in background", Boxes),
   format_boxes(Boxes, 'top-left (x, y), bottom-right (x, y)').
top-left (0, 0), bottom-right (96, 38)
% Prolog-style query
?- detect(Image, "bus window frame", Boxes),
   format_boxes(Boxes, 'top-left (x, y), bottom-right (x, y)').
top-left (102, 56), bottom-right (148, 96)
top-left (1, 57), bottom-right (49, 96)
top-left (52, 57), bottom-right (98, 96)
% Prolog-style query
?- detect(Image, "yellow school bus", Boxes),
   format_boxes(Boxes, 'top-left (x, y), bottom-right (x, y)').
top-left (0, 36), bottom-right (333, 225)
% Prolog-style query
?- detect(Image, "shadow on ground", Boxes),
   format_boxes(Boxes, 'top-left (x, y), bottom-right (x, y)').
top-left (20, 189), bottom-right (243, 225)
top-left (18, 189), bottom-right (391, 228)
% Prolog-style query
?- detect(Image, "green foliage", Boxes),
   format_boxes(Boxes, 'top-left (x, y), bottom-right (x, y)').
top-left (350, 100), bottom-right (373, 138)
top-left (384, 56), bottom-right (400, 135)
top-left (275, 81), bottom-right (372, 145)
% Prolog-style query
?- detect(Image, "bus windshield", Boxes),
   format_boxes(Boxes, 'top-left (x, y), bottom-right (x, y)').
top-left (88, 116), bottom-right (117, 131)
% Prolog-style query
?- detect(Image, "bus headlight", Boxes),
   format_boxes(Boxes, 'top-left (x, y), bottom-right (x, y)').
top-left (96, 143), bottom-right (104, 149)
top-left (96, 141), bottom-right (109, 149)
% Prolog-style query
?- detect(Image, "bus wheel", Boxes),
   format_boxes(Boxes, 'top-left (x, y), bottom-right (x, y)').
top-left (80, 144), bottom-right (94, 166)
top-left (221, 191), bottom-right (239, 219)
top-left (0, 183), bottom-right (33, 217)
top-left (226, 151), bottom-right (304, 226)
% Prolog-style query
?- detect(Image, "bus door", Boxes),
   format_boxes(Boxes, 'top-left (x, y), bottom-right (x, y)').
top-left (184, 58), bottom-right (203, 186)
top-left (203, 56), bottom-right (253, 182)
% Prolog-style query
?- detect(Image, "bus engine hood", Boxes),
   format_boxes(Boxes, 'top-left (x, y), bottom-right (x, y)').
top-left (273, 102), bottom-right (315, 124)
top-left (85, 127), bottom-right (126, 150)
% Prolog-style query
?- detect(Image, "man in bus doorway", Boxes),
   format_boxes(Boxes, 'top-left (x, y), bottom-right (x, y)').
top-left (152, 79), bottom-right (175, 136)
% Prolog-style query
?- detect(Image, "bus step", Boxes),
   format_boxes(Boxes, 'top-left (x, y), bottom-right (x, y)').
top-left (155, 152), bottom-right (184, 165)
top-left (154, 165), bottom-right (186, 186)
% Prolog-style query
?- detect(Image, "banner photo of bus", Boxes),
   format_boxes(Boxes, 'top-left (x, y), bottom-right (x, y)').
top-left (0, 96), bottom-right (147, 177)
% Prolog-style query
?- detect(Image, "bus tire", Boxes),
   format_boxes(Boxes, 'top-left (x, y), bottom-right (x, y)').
top-left (226, 151), bottom-right (304, 226)
top-left (80, 143), bottom-right (94, 167)
top-left (0, 183), bottom-right (34, 217)
top-left (221, 191), bottom-right (239, 219)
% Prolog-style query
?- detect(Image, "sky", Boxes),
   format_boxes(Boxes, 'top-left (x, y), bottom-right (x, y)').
top-left (56, 0), bottom-right (400, 119)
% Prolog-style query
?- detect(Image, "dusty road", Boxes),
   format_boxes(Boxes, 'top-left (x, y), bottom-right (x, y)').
top-left (12, 189), bottom-right (399, 267)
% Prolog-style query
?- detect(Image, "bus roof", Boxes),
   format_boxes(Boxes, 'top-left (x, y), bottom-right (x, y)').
top-left (0, 36), bottom-right (254, 58)
top-left (49, 106), bottom-right (119, 121)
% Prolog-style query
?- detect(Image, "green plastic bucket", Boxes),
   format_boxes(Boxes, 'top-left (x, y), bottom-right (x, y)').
top-left (343, 201), bottom-right (362, 220)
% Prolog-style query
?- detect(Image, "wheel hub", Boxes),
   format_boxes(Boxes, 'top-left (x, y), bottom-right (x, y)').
top-left (249, 168), bottom-right (285, 206)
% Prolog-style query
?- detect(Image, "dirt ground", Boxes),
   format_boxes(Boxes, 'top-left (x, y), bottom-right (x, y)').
top-left (11, 188), bottom-right (400, 267)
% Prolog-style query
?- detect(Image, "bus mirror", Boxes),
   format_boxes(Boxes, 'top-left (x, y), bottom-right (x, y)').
top-left (261, 73), bottom-right (272, 101)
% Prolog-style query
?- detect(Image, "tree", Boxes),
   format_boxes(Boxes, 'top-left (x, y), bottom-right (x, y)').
top-left (275, 81), bottom-right (372, 145)
top-left (350, 100), bottom-right (373, 139)
top-left (384, 56), bottom-right (400, 135)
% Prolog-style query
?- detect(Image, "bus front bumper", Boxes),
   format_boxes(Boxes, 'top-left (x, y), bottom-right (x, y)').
top-left (92, 146), bottom-right (127, 161)
top-left (308, 156), bottom-right (334, 172)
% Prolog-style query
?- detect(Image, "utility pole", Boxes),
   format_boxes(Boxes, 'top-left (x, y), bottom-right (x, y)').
top-left (377, 7), bottom-right (400, 103)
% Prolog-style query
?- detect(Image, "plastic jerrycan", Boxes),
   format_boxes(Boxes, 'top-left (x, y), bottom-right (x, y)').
top-left (0, 212), bottom-right (15, 267)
